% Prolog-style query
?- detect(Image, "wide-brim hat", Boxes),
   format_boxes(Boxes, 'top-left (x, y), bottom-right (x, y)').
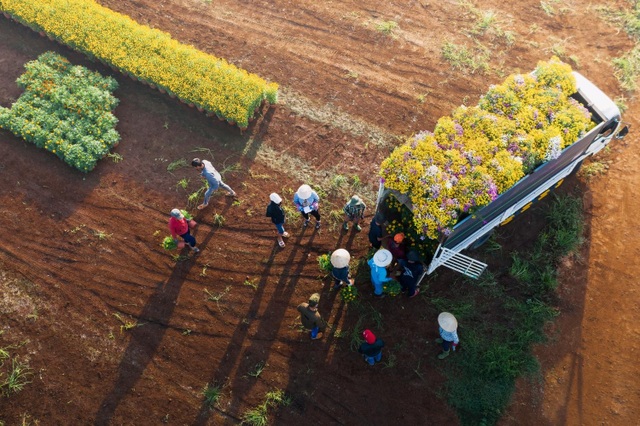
top-left (170, 208), bottom-right (184, 219)
top-left (348, 195), bottom-right (362, 206)
top-left (438, 312), bottom-right (458, 332)
top-left (373, 249), bottom-right (392, 267)
top-left (269, 193), bottom-right (282, 204)
top-left (330, 249), bottom-right (350, 268)
top-left (296, 184), bottom-right (312, 199)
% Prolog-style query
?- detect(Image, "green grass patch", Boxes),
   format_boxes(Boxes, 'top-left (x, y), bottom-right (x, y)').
top-left (440, 194), bottom-right (581, 425)
top-left (241, 389), bottom-right (291, 426)
top-left (441, 41), bottom-right (490, 74)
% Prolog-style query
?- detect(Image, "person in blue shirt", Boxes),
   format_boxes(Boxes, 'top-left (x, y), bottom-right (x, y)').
top-left (293, 184), bottom-right (321, 229)
top-left (436, 312), bottom-right (459, 359)
top-left (367, 249), bottom-right (393, 298)
top-left (191, 158), bottom-right (237, 210)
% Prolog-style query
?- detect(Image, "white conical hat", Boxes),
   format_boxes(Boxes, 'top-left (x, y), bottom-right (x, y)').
top-left (373, 249), bottom-right (392, 267)
top-left (438, 312), bottom-right (458, 332)
top-left (296, 184), bottom-right (312, 199)
top-left (330, 249), bottom-right (350, 268)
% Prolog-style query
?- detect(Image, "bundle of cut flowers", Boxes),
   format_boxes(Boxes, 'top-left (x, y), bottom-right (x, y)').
top-left (380, 57), bottom-right (593, 239)
top-left (340, 284), bottom-right (358, 303)
top-left (317, 253), bottom-right (332, 274)
top-left (382, 280), bottom-right (402, 297)
top-left (162, 236), bottom-right (177, 250)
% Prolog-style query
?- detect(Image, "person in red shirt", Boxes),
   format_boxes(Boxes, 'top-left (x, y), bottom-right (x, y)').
top-left (168, 208), bottom-right (200, 253)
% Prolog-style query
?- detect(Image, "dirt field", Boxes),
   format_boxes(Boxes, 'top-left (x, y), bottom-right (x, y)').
top-left (0, 0), bottom-right (638, 424)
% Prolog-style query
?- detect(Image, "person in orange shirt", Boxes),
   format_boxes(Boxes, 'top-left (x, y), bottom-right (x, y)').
top-left (168, 209), bottom-right (200, 254)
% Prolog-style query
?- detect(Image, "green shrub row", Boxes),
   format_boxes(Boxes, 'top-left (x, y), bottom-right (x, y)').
top-left (0, 52), bottom-right (120, 172)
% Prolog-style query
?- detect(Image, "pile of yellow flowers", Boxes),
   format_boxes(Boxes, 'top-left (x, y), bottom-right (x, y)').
top-left (380, 58), bottom-right (593, 240)
top-left (0, 0), bottom-right (278, 127)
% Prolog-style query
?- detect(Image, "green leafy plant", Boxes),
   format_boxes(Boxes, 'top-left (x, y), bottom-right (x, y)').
top-left (212, 213), bottom-right (225, 227)
top-left (0, 52), bottom-right (120, 172)
top-left (340, 285), bottom-right (358, 303)
top-left (382, 279), bottom-right (402, 296)
top-left (112, 312), bottom-right (143, 333)
top-left (317, 253), bottom-right (332, 274)
top-left (167, 158), bottom-right (187, 172)
top-left (241, 389), bottom-right (290, 426)
top-left (243, 278), bottom-right (258, 290)
top-left (94, 230), bottom-right (112, 240)
top-left (0, 358), bottom-right (33, 397)
top-left (176, 178), bottom-right (189, 190)
top-left (376, 20), bottom-right (398, 35)
top-left (441, 41), bottom-right (490, 74)
top-left (107, 152), bottom-right (123, 163)
top-left (162, 236), bottom-right (177, 250)
top-left (202, 382), bottom-right (223, 409)
top-left (247, 361), bottom-right (266, 378)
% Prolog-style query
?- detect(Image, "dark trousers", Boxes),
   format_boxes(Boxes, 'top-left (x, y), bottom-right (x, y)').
top-left (400, 278), bottom-right (418, 297)
top-left (302, 210), bottom-right (321, 221)
top-left (180, 230), bottom-right (196, 247)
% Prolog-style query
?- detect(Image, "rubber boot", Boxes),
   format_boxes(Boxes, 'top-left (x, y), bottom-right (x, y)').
top-left (435, 338), bottom-right (443, 344)
top-left (438, 349), bottom-right (450, 360)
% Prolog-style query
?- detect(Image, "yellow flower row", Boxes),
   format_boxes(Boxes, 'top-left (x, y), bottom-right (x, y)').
top-left (0, 0), bottom-right (278, 127)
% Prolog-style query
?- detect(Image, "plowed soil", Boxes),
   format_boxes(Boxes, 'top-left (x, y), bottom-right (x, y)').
top-left (1, 0), bottom-right (638, 425)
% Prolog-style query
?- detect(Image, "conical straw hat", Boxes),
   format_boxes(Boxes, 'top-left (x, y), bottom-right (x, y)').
top-left (330, 249), bottom-right (350, 268)
top-left (438, 312), bottom-right (458, 332)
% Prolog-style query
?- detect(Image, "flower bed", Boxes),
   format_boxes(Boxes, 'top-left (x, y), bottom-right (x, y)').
top-left (0, 0), bottom-right (278, 128)
top-left (0, 52), bottom-right (119, 172)
top-left (380, 58), bottom-right (593, 239)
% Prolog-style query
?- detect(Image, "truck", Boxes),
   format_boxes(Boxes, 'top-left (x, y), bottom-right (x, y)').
top-left (377, 71), bottom-right (628, 279)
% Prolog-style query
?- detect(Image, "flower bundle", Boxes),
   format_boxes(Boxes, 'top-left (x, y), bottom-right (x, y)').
top-left (317, 253), bottom-right (333, 274)
top-left (382, 280), bottom-right (402, 297)
top-left (340, 285), bottom-right (358, 303)
top-left (162, 236), bottom-right (177, 250)
top-left (0, 52), bottom-right (120, 172)
top-left (0, 0), bottom-right (278, 127)
top-left (380, 58), bottom-right (593, 239)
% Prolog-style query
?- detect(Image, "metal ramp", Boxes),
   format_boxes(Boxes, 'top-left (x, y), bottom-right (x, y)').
top-left (432, 247), bottom-right (488, 279)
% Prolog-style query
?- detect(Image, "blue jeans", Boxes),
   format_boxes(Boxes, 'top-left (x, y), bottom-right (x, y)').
top-left (180, 231), bottom-right (196, 248)
top-left (275, 222), bottom-right (285, 235)
top-left (310, 326), bottom-right (319, 338)
top-left (364, 351), bottom-right (382, 365)
top-left (203, 180), bottom-right (234, 204)
top-left (442, 340), bottom-right (453, 351)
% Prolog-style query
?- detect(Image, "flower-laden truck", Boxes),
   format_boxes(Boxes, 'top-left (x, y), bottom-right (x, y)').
top-left (377, 58), bottom-right (628, 279)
